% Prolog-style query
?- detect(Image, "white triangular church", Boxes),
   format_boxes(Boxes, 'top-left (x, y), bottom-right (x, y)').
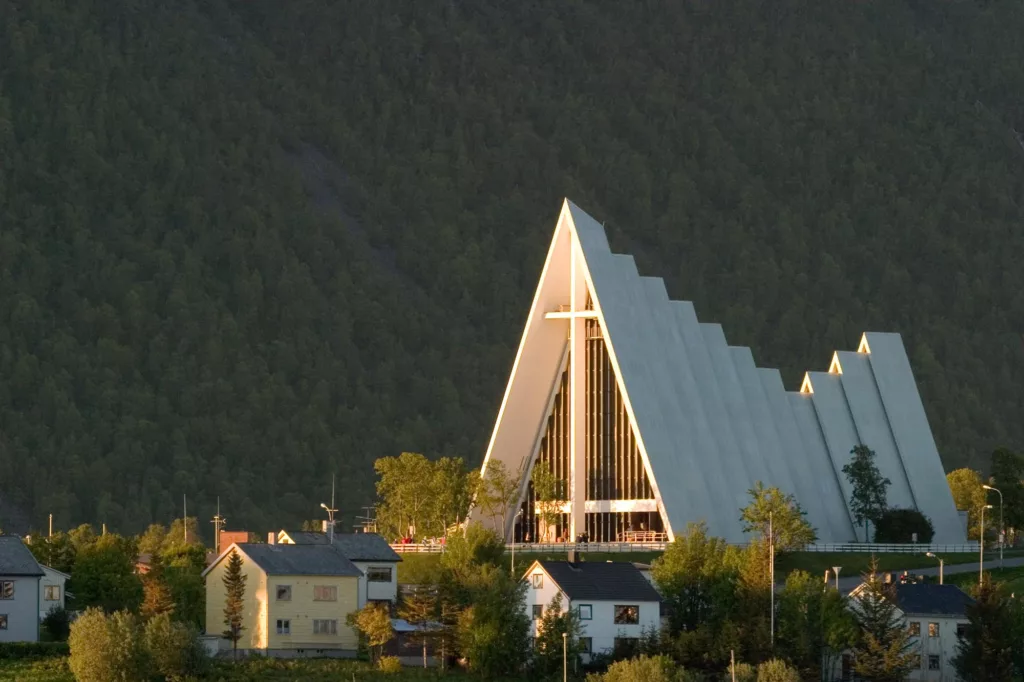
top-left (471, 200), bottom-right (964, 545)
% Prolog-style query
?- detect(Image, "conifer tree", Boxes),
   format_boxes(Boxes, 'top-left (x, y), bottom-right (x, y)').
top-left (399, 587), bottom-right (437, 668)
top-left (850, 562), bottom-right (916, 682)
top-left (843, 445), bottom-right (890, 541)
top-left (140, 554), bottom-right (175, 620)
top-left (952, 577), bottom-right (1016, 681)
top-left (221, 550), bottom-right (247, 659)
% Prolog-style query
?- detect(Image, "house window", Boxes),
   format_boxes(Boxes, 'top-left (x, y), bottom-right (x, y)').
top-left (0, 615), bottom-right (6, 630)
top-left (44, 585), bottom-right (61, 601)
top-left (956, 623), bottom-right (968, 638)
top-left (276, 585), bottom-right (292, 601)
top-left (532, 573), bottom-right (544, 589)
top-left (313, 619), bottom-right (338, 635)
top-left (579, 637), bottom-right (592, 653)
top-left (614, 605), bottom-right (639, 625)
top-left (928, 622), bottom-right (939, 637)
top-left (532, 604), bottom-right (543, 620)
top-left (313, 585), bottom-right (337, 601)
top-left (613, 637), bottom-right (639, 657)
top-left (908, 621), bottom-right (920, 636)
top-left (577, 604), bottom-right (592, 620)
top-left (0, 582), bottom-right (13, 599)
top-left (366, 567), bottom-right (392, 583)
top-left (928, 655), bottom-right (940, 670)
top-left (276, 619), bottom-right (290, 635)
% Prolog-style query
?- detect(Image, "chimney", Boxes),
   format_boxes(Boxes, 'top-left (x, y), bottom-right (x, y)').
top-left (567, 549), bottom-right (577, 566)
top-left (267, 532), bottom-right (276, 545)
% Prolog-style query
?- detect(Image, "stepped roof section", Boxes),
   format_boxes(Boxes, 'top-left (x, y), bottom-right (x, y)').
top-left (473, 199), bottom-right (963, 544)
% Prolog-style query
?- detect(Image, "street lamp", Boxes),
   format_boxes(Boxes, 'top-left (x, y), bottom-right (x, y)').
top-left (562, 631), bottom-right (568, 682)
top-left (980, 504), bottom-right (993, 586)
top-left (832, 566), bottom-right (841, 592)
top-left (320, 502), bottom-right (337, 544)
top-left (511, 508), bottom-right (523, 577)
top-left (925, 552), bottom-right (944, 585)
top-left (983, 485), bottom-right (1004, 570)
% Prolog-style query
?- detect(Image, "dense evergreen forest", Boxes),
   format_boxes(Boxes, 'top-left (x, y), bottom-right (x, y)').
top-left (1, 0), bottom-right (1023, 535)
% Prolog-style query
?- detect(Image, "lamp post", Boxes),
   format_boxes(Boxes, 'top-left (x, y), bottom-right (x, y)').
top-left (562, 631), bottom-right (567, 682)
top-left (925, 552), bottom-right (944, 585)
top-left (832, 566), bottom-right (841, 592)
top-left (983, 485), bottom-right (1004, 570)
top-left (980, 504), bottom-right (993, 586)
top-left (511, 509), bottom-right (523, 577)
top-left (320, 502), bottom-right (337, 544)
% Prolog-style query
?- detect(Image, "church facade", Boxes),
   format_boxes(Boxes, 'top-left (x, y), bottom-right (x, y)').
top-left (471, 200), bottom-right (963, 545)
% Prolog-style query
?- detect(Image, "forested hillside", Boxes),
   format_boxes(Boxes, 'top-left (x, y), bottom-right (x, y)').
top-left (1, 0), bottom-right (1023, 535)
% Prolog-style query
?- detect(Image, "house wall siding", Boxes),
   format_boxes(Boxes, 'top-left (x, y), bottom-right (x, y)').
top-left (204, 550), bottom-right (267, 649)
top-left (0, 576), bottom-right (41, 642)
top-left (38, 568), bottom-right (66, 619)
top-left (266, 576), bottom-right (359, 650)
top-left (353, 561), bottom-right (398, 606)
top-left (904, 613), bottom-right (967, 682)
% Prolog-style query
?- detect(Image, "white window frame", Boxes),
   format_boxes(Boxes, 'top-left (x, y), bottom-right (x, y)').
top-left (276, 619), bottom-right (291, 635)
top-left (577, 604), bottom-right (593, 620)
top-left (313, 619), bottom-right (338, 635)
top-left (366, 567), bottom-right (392, 583)
top-left (44, 585), bottom-right (61, 601)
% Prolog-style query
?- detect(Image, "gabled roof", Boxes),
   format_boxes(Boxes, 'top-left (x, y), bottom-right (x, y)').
top-left (203, 542), bottom-right (362, 578)
top-left (280, 531), bottom-right (401, 562)
top-left (0, 536), bottom-right (44, 576)
top-left (41, 565), bottom-right (70, 579)
top-left (530, 560), bottom-right (661, 603)
top-left (894, 583), bottom-right (974, 617)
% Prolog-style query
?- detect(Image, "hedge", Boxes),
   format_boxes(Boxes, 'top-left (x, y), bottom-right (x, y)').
top-left (0, 641), bottom-right (70, 659)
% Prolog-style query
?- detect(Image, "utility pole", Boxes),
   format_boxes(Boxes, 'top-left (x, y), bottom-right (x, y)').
top-left (321, 475), bottom-right (338, 545)
top-left (211, 497), bottom-right (226, 554)
top-left (48, 514), bottom-right (52, 538)
top-left (983, 485), bottom-right (1004, 570)
top-left (980, 504), bottom-right (993, 586)
top-left (562, 631), bottom-right (567, 682)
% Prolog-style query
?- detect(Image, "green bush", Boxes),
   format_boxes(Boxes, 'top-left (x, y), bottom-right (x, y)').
top-left (590, 654), bottom-right (682, 682)
top-left (41, 606), bottom-right (71, 642)
top-left (723, 661), bottom-right (756, 682)
top-left (757, 658), bottom-right (801, 682)
top-left (68, 608), bottom-right (149, 682)
top-left (0, 641), bottom-right (70, 659)
top-left (874, 509), bottom-right (935, 543)
top-left (144, 613), bottom-right (209, 679)
top-left (377, 655), bottom-right (403, 673)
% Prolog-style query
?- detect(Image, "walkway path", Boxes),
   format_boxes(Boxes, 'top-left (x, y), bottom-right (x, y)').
top-left (834, 555), bottom-right (1024, 593)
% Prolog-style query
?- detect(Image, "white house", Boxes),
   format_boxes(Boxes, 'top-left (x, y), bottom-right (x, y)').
top-left (847, 581), bottom-right (973, 682)
top-left (522, 558), bottom-right (661, 660)
top-left (0, 536), bottom-right (44, 642)
top-left (276, 531), bottom-right (401, 608)
top-left (38, 565), bottom-right (68, 619)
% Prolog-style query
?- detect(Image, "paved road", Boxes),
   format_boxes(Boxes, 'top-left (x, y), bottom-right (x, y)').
top-left (832, 555), bottom-right (1024, 593)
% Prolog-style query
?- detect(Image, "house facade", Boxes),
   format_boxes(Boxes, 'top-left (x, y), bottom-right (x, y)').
top-left (522, 559), bottom-right (660, 660)
top-left (0, 536), bottom-right (44, 642)
top-left (846, 581), bottom-right (972, 682)
top-left (203, 542), bottom-right (361, 656)
top-left (277, 531), bottom-right (401, 608)
top-left (38, 565), bottom-right (68, 619)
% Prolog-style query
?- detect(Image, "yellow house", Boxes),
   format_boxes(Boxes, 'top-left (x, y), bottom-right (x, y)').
top-left (203, 542), bottom-right (362, 655)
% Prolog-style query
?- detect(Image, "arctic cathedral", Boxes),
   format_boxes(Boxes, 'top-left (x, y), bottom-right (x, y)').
top-left (471, 199), bottom-right (964, 545)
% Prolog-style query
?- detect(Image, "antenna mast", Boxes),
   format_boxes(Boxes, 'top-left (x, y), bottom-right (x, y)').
top-left (211, 497), bottom-right (227, 554)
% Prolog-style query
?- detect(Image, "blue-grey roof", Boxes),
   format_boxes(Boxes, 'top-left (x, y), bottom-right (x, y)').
top-left (236, 543), bottom-right (362, 577)
top-left (537, 560), bottom-right (661, 603)
top-left (283, 531), bottom-right (401, 562)
top-left (0, 536), bottom-right (44, 576)
top-left (894, 584), bottom-right (974, 617)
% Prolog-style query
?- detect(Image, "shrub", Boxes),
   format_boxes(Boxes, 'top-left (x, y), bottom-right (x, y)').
top-left (378, 655), bottom-right (403, 673)
top-left (757, 658), bottom-right (801, 682)
top-left (723, 661), bottom-right (756, 682)
top-left (144, 612), bottom-right (209, 679)
top-left (0, 641), bottom-right (69, 659)
top-left (873, 508), bottom-right (935, 543)
top-left (592, 654), bottom-right (681, 682)
top-left (41, 606), bottom-right (71, 642)
top-left (68, 608), bottom-right (148, 682)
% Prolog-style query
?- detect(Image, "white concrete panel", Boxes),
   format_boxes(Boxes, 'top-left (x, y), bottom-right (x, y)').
top-left (833, 351), bottom-right (916, 511)
top-left (861, 333), bottom-right (964, 542)
top-left (760, 369), bottom-right (855, 541)
top-left (670, 302), bottom-right (754, 525)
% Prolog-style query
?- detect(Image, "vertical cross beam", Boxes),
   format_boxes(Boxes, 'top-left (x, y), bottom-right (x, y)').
top-left (568, 234), bottom-right (586, 540)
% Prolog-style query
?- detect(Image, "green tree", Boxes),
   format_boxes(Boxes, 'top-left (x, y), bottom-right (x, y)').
top-left (399, 588), bottom-right (438, 668)
top-left (350, 602), bottom-right (395, 663)
top-left (430, 457), bottom-right (477, 538)
top-left (41, 606), bottom-right (71, 642)
top-left (140, 554), bottom-right (175, 620)
top-left (71, 534), bottom-right (143, 612)
top-left (849, 562), bottom-right (917, 681)
top-left (456, 564), bottom-right (531, 678)
top-left (873, 508), bottom-right (934, 543)
top-left (440, 522), bottom-right (506, 579)
top-left (755, 659), bottom-right (801, 682)
top-left (478, 459), bottom-right (523, 538)
top-left (136, 523), bottom-right (168, 556)
top-left (946, 469), bottom-right (987, 540)
top-left (222, 550), bottom-right (247, 658)
top-left (68, 609), bottom-right (149, 682)
top-left (531, 464), bottom-right (566, 543)
top-left (591, 655), bottom-right (686, 682)
top-left (144, 612), bottom-right (209, 680)
top-left (739, 482), bottom-right (817, 551)
top-left (375, 452), bottom-right (436, 540)
top-left (842, 445), bottom-right (890, 541)
top-left (952, 577), bottom-right (1018, 681)
top-left (162, 544), bottom-right (207, 628)
top-left (26, 531), bottom-right (76, 575)
top-left (532, 593), bottom-right (585, 678)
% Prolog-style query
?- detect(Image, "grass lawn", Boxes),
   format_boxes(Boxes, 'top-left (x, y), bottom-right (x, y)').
top-left (945, 565), bottom-right (1024, 593)
top-left (396, 551), bottom-right (662, 583)
top-left (0, 658), bottom-right (73, 682)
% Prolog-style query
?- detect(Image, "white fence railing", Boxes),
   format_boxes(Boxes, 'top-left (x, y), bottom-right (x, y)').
top-left (391, 541), bottom-right (982, 554)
